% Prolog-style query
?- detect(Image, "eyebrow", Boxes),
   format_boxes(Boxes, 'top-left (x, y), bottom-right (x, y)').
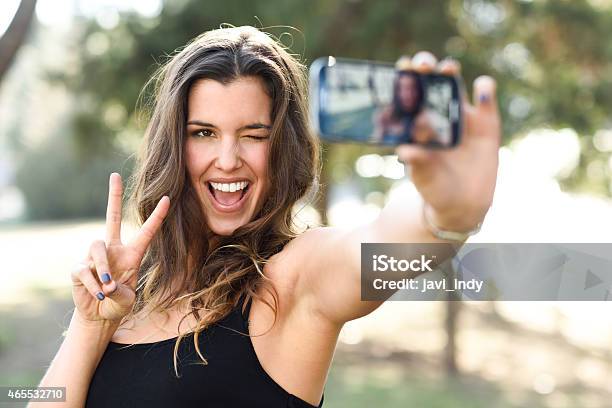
top-left (186, 120), bottom-right (271, 131)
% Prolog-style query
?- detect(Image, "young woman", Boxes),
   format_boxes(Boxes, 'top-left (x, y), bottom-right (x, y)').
top-left (33, 25), bottom-right (500, 407)
top-left (372, 70), bottom-right (425, 145)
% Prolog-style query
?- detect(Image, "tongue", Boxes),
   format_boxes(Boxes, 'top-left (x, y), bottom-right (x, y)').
top-left (213, 189), bottom-right (243, 206)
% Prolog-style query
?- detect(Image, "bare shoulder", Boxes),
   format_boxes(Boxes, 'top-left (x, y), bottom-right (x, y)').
top-left (264, 226), bottom-right (339, 289)
top-left (266, 219), bottom-right (382, 325)
top-left (249, 227), bottom-right (343, 405)
top-left (263, 226), bottom-right (349, 320)
top-left (256, 225), bottom-right (345, 337)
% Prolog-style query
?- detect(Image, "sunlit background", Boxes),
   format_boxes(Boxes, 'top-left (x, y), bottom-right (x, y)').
top-left (1, 1), bottom-right (612, 407)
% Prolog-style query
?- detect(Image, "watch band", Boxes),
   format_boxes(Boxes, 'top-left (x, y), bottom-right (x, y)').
top-left (422, 202), bottom-right (483, 242)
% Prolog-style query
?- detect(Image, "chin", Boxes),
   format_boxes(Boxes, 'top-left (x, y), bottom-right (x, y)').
top-left (207, 218), bottom-right (248, 236)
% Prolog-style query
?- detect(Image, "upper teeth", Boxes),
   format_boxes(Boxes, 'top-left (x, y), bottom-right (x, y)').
top-left (210, 181), bottom-right (249, 193)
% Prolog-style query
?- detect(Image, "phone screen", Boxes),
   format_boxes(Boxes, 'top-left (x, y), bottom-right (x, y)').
top-left (309, 57), bottom-right (462, 147)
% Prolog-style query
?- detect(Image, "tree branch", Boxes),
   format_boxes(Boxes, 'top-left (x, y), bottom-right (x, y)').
top-left (0, 0), bottom-right (38, 83)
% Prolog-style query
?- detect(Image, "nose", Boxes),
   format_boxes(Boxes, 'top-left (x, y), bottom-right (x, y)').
top-left (214, 137), bottom-right (242, 171)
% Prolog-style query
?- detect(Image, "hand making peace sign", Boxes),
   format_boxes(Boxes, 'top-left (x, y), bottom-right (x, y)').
top-left (71, 173), bottom-right (170, 322)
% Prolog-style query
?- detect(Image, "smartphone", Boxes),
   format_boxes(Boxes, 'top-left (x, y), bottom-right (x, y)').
top-left (309, 56), bottom-right (462, 148)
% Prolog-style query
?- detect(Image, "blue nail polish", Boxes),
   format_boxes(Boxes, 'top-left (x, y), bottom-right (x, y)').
top-left (480, 94), bottom-right (490, 103)
top-left (101, 273), bottom-right (111, 283)
top-left (96, 292), bottom-right (105, 301)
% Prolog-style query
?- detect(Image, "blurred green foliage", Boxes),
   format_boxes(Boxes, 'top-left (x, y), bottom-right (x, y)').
top-left (60, 0), bottom-right (612, 137)
top-left (14, 131), bottom-right (132, 220)
top-left (13, 0), bottom-right (612, 219)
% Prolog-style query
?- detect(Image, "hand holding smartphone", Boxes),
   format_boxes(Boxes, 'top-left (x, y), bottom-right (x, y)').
top-left (309, 56), bottom-right (462, 148)
top-left (309, 51), bottom-right (501, 236)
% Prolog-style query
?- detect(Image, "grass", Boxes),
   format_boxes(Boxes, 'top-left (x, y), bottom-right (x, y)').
top-left (324, 362), bottom-right (547, 408)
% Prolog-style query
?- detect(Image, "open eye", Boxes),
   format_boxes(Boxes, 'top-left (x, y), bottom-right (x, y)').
top-left (193, 129), bottom-right (214, 138)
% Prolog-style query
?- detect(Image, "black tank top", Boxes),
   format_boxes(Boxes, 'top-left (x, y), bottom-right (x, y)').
top-left (86, 296), bottom-right (324, 407)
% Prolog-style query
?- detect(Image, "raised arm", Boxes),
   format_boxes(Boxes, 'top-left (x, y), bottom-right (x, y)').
top-left (30, 173), bottom-right (169, 407)
top-left (292, 52), bottom-right (501, 326)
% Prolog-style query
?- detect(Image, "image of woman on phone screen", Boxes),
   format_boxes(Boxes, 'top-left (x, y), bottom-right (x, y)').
top-left (371, 68), bottom-right (424, 145)
top-left (32, 25), bottom-right (501, 408)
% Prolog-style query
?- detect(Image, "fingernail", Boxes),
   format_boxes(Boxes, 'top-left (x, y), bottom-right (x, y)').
top-left (96, 292), bottom-right (105, 301)
top-left (480, 94), bottom-right (490, 103)
top-left (101, 273), bottom-right (111, 283)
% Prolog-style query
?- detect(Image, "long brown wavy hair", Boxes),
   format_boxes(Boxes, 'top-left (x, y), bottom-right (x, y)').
top-left (124, 25), bottom-right (320, 375)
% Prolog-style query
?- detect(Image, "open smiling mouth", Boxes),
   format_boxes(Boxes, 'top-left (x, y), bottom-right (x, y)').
top-left (206, 181), bottom-right (251, 212)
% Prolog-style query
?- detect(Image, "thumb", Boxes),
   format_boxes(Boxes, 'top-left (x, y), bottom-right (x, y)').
top-left (470, 75), bottom-right (502, 145)
top-left (472, 75), bottom-right (499, 115)
top-left (395, 144), bottom-right (434, 166)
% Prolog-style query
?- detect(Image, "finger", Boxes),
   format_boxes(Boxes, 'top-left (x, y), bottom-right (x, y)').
top-left (438, 58), bottom-right (461, 76)
top-left (90, 240), bottom-right (114, 286)
top-left (106, 173), bottom-right (123, 244)
top-left (394, 55), bottom-right (412, 71)
top-left (71, 262), bottom-right (106, 301)
top-left (104, 282), bottom-right (134, 306)
top-left (472, 75), bottom-right (499, 114)
top-left (436, 58), bottom-right (470, 120)
top-left (410, 51), bottom-right (438, 74)
top-left (395, 144), bottom-right (434, 166)
top-left (129, 196), bottom-right (170, 254)
top-left (471, 75), bottom-right (502, 145)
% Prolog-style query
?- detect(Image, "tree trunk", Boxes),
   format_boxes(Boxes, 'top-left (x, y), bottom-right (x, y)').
top-left (444, 264), bottom-right (460, 376)
top-left (0, 0), bottom-right (38, 84)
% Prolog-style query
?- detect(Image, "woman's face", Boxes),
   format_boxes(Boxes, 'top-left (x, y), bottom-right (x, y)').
top-left (185, 76), bottom-right (272, 236)
top-left (397, 75), bottom-right (419, 111)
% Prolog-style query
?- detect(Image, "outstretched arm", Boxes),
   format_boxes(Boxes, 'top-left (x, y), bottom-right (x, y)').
top-left (291, 52), bottom-right (501, 326)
